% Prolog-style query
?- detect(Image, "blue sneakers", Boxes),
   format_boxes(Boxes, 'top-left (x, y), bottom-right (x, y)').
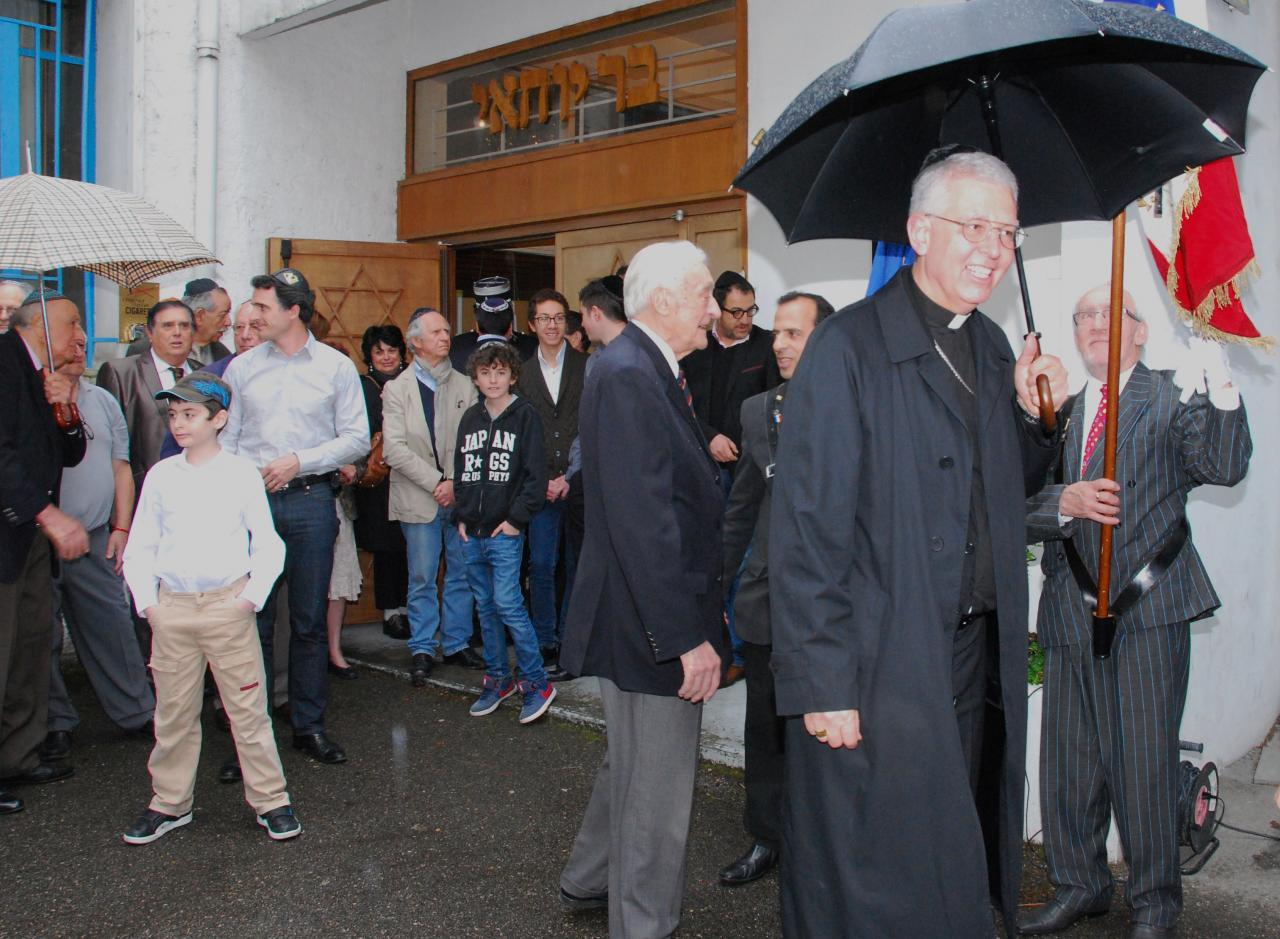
top-left (518, 680), bottom-right (556, 725)
top-left (470, 675), bottom-right (517, 717)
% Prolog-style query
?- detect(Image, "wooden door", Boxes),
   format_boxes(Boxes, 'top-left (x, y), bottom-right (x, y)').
top-left (554, 208), bottom-right (743, 306)
top-left (266, 238), bottom-right (442, 625)
top-left (266, 238), bottom-right (442, 363)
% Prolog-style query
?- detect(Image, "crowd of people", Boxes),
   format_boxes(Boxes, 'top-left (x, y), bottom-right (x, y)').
top-left (0, 146), bottom-right (1268, 939)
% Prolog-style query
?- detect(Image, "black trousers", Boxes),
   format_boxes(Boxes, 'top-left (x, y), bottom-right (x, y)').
top-left (0, 536), bottom-right (53, 775)
top-left (741, 639), bottom-right (785, 850)
top-left (371, 546), bottom-right (409, 611)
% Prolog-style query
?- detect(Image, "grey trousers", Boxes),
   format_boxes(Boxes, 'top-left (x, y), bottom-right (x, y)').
top-left (1040, 623), bottom-right (1191, 929)
top-left (48, 524), bottom-right (155, 733)
top-left (561, 677), bottom-right (703, 939)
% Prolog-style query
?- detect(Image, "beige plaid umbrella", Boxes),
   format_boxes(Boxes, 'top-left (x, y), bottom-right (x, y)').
top-left (0, 171), bottom-right (218, 290)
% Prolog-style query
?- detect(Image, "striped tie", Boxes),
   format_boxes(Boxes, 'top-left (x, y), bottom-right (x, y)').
top-left (171, 366), bottom-right (185, 381)
top-left (1082, 383), bottom-right (1108, 470)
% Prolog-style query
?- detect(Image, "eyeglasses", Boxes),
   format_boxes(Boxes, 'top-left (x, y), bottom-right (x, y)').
top-left (533, 314), bottom-right (567, 325)
top-left (1072, 307), bottom-right (1141, 327)
top-left (928, 215), bottom-right (1026, 250)
top-left (721, 304), bottom-right (759, 320)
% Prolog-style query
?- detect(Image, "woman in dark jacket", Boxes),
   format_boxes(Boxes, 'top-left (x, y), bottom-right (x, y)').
top-left (355, 324), bottom-right (411, 639)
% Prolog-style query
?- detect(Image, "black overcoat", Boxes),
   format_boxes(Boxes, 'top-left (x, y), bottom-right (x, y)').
top-left (768, 270), bottom-right (1060, 938)
top-left (0, 331), bottom-right (86, 582)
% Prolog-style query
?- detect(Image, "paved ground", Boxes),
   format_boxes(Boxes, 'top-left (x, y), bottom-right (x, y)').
top-left (3, 629), bottom-right (1277, 938)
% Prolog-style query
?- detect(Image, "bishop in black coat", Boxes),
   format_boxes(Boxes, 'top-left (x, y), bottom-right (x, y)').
top-left (768, 156), bottom-right (1067, 939)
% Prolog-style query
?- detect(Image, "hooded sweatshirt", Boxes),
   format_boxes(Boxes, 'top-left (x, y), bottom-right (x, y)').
top-left (453, 395), bottom-right (546, 537)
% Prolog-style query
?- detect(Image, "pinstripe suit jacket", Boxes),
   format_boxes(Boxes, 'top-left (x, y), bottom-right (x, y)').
top-left (1027, 363), bottom-right (1251, 648)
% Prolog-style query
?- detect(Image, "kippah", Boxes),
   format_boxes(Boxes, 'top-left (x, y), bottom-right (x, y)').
top-left (22, 288), bottom-right (66, 307)
top-left (184, 277), bottom-right (219, 296)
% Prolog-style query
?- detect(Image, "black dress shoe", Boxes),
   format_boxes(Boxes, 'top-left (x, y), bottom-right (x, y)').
top-left (1, 762), bottom-right (74, 786)
top-left (719, 842), bottom-right (780, 885)
top-left (410, 652), bottom-right (433, 687)
top-left (292, 732), bottom-right (347, 764)
top-left (1018, 897), bottom-right (1110, 935)
top-left (1130, 925), bottom-right (1175, 939)
top-left (39, 730), bottom-right (72, 761)
top-left (0, 789), bottom-right (23, 814)
top-left (442, 646), bottom-right (486, 670)
top-left (544, 664), bottom-right (576, 683)
top-left (541, 646), bottom-right (559, 666)
top-left (125, 719), bottom-right (154, 741)
top-left (218, 757), bottom-right (242, 784)
top-left (382, 613), bottom-right (411, 640)
top-left (560, 886), bottom-right (608, 911)
top-left (328, 661), bottom-right (359, 680)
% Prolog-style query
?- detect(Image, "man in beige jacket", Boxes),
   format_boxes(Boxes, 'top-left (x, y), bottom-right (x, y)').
top-left (381, 308), bottom-right (482, 686)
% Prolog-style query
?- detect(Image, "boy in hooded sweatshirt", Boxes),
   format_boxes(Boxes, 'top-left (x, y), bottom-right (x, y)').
top-left (454, 341), bottom-right (556, 723)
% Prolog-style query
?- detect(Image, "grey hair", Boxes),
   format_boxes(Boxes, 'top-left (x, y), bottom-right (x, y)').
top-left (405, 307), bottom-right (442, 341)
top-left (0, 279), bottom-right (29, 295)
top-left (623, 240), bottom-right (709, 320)
top-left (183, 286), bottom-right (227, 315)
top-left (909, 151), bottom-right (1019, 216)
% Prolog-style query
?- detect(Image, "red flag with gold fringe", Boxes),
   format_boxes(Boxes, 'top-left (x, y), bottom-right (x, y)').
top-left (1143, 157), bottom-right (1271, 349)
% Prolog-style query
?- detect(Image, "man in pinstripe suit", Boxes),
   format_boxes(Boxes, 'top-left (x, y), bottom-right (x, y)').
top-left (1021, 284), bottom-right (1252, 939)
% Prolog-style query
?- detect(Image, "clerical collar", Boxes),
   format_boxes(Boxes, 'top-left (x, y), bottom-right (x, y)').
top-left (903, 269), bottom-right (973, 332)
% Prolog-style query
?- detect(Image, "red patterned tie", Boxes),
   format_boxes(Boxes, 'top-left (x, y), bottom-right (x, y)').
top-left (1082, 383), bottom-right (1108, 470)
top-left (677, 369), bottom-right (694, 413)
top-left (171, 366), bottom-right (184, 381)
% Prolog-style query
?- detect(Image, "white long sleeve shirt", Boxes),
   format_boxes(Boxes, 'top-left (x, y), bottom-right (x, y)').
top-left (123, 448), bottom-right (285, 613)
top-left (220, 332), bottom-right (370, 474)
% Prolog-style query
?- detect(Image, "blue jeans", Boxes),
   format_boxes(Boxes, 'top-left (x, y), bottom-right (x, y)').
top-left (461, 532), bottom-right (547, 687)
top-left (527, 500), bottom-right (567, 650)
top-left (259, 483), bottom-right (338, 735)
top-left (402, 516), bottom-right (474, 657)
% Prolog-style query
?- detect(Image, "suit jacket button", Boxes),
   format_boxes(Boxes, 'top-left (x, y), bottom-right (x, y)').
top-left (930, 536), bottom-right (944, 552)
top-left (1127, 480), bottom-right (1136, 488)
top-left (939, 456), bottom-right (955, 469)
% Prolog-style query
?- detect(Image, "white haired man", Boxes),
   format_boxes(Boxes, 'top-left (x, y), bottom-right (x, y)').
top-left (768, 148), bottom-right (1069, 938)
top-left (559, 240), bottom-right (728, 938)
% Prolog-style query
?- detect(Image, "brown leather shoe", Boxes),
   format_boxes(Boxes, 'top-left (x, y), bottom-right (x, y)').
top-left (720, 664), bottom-right (746, 688)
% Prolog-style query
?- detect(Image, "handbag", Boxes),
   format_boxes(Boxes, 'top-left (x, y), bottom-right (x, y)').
top-left (358, 431), bottom-right (390, 489)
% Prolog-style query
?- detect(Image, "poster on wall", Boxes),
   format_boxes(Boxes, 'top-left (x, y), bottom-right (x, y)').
top-left (118, 282), bottom-right (158, 341)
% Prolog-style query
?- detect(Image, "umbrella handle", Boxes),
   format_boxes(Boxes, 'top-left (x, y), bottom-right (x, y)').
top-left (1035, 374), bottom-right (1057, 430)
top-left (53, 401), bottom-right (83, 432)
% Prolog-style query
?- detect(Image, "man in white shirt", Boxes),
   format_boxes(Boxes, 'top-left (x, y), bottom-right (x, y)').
top-left (1023, 284), bottom-right (1252, 939)
top-left (222, 268), bottom-right (369, 766)
top-left (516, 288), bottom-right (587, 673)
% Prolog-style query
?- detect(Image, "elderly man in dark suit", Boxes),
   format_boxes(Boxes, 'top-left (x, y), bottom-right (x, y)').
top-left (769, 149), bottom-right (1068, 938)
top-left (1020, 285), bottom-right (1251, 939)
top-left (558, 240), bottom-right (728, 939)
top-left (0, 291), bottom-right (89, 814)
top-left (97, 299), bottom-right (203, 493)
top-left (717, 290), bottom-right (833, 888)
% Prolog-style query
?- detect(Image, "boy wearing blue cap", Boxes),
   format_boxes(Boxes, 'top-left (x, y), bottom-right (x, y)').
top-left (120, 371), bottom-right (297, 843)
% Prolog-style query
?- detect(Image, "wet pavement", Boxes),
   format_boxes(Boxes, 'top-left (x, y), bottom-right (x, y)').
top-left (3, 638), bottom-right (1277, 938)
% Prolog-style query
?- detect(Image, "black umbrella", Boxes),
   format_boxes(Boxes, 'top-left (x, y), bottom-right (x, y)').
top-left (735, 0), bottom-right (1264, 245)
top-left (735, 0), bottom-right (1264, 426)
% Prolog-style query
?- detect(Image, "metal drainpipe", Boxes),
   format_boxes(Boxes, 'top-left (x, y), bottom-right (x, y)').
top-left (195, 0), bottom-right (220, 263)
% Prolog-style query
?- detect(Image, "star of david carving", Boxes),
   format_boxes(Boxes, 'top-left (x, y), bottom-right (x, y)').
top-left (317, 264), bottom-right (404, 341)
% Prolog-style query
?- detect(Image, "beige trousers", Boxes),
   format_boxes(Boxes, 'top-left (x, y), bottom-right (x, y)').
top-left (146, 577), bottom-right (289, 816)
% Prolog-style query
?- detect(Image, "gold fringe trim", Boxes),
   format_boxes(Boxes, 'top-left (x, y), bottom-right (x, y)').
top-left (1162, 168), bottom-right (1273, 351)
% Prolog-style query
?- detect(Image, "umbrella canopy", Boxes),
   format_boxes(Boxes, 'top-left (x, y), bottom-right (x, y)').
top-left (0, 172), bottom-right (217, 288)
top-left (734, 0), bottom-right (1266, 244)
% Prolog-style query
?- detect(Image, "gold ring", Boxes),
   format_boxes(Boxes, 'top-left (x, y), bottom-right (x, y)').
top-left (814, 728), bottom-right (828, 739)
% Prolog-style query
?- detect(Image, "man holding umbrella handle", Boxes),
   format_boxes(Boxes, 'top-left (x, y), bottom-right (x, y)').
top-left (0, 289), bottom-right (89, 816)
